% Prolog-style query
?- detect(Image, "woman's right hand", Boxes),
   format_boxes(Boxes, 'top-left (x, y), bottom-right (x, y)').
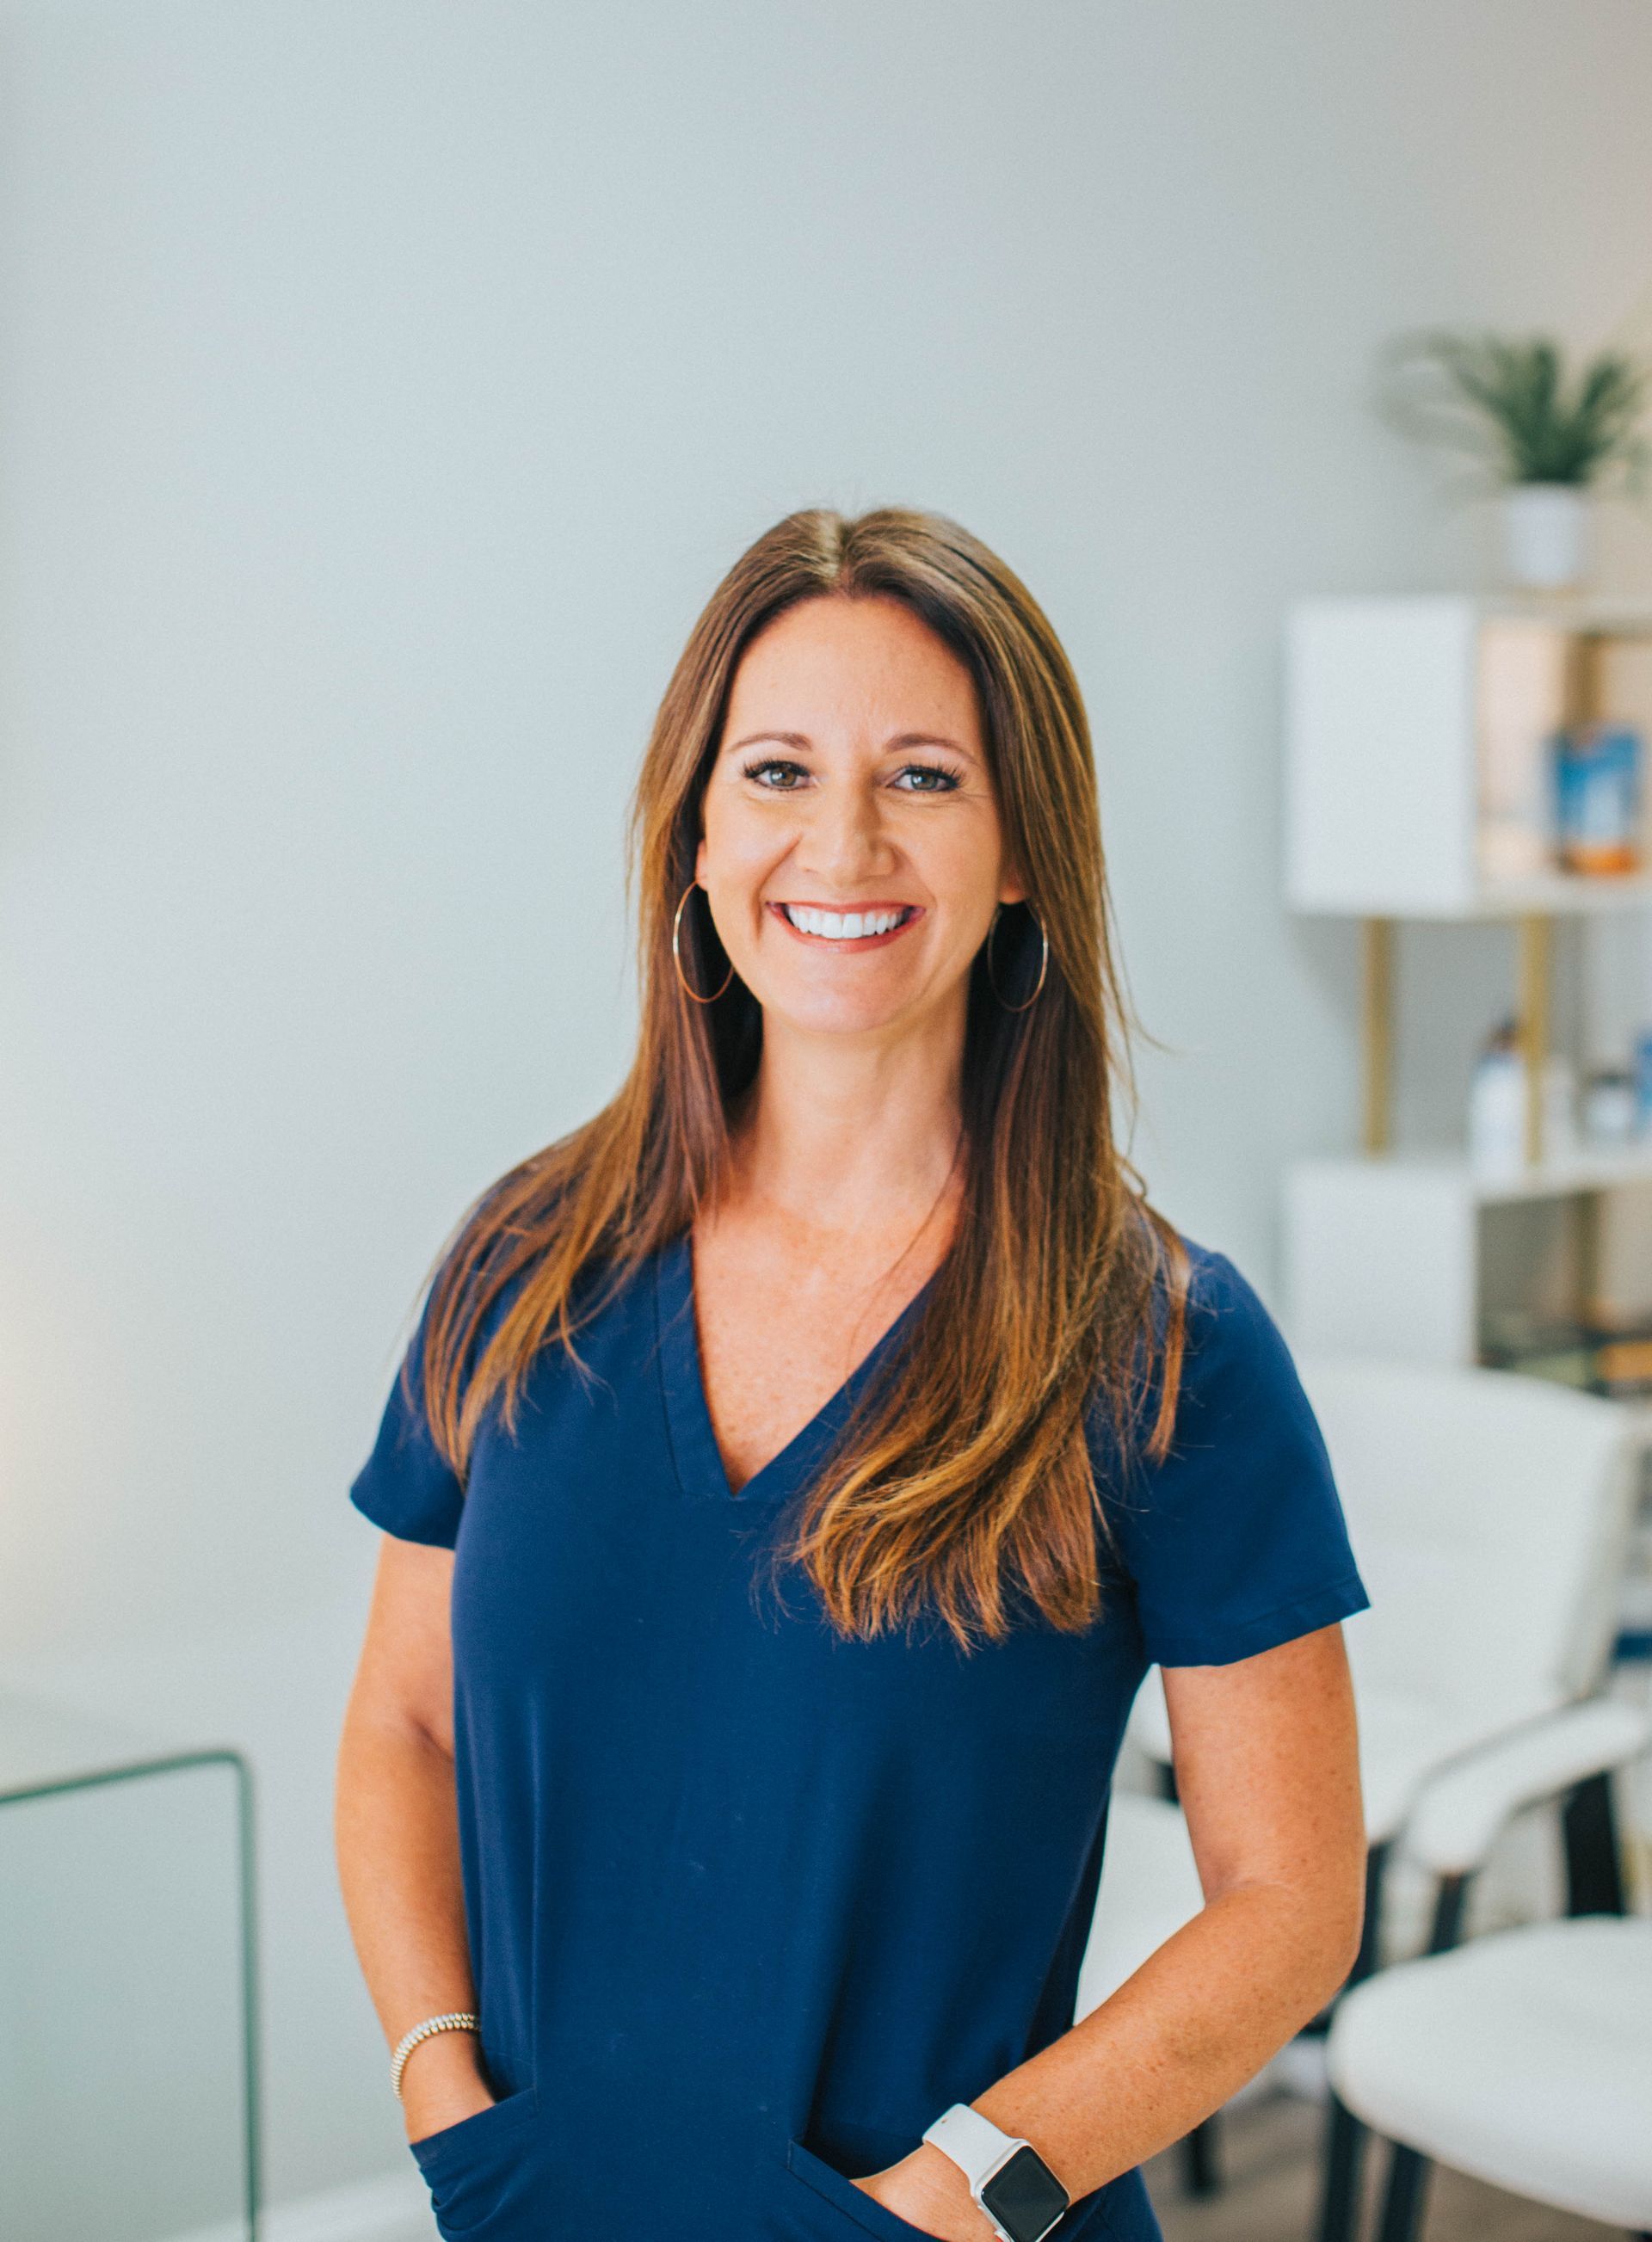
top-left (400, 2030), bottom-right (498, 2145)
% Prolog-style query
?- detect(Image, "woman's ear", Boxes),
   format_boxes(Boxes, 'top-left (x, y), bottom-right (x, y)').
top-left (693, 834), bottom-right (707, 884)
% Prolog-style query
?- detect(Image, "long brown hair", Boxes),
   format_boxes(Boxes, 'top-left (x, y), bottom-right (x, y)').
top-left (413, 505), bottom-right (1193, 1650)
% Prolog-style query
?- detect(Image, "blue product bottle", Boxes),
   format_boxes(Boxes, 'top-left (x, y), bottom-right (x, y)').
top-left (1552, 724), bottom-right (1643, 874)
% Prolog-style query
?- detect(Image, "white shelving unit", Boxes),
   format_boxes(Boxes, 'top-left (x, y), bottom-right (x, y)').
top-left (1285, 1151), bottom-right (1652, 1364)
top-left (1281, 592), bottom-right (1652, 1371)
top-left (1286, 592), bottom-right (1652, 922)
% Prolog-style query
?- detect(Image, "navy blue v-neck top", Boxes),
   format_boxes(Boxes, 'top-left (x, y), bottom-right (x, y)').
top-left (349, 1229), bottom-right (1369, 2242)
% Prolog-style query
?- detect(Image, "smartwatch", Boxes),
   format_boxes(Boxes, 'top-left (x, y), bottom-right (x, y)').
top-left (921, 2102), bottom-right (1071, 2242)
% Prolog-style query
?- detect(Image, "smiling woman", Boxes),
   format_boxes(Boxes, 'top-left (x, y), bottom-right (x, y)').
top-left (695, 594), bottom-right (1026, 1032)
top-left (335, 506), bottom-right (1370, 2242)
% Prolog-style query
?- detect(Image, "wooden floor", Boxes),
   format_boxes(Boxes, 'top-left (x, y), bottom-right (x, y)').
top-left (1142, 2090), bottom-right (1624, 2242)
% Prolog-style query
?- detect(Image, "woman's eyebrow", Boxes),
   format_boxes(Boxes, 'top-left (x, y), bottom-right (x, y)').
top-left (725, 729), bottom-right (977, 760)
top-left (887, 730), bottom-right (975, 760)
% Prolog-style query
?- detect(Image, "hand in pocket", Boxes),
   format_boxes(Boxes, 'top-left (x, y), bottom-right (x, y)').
top-left (402, 2034), bottom-right (499, 2147)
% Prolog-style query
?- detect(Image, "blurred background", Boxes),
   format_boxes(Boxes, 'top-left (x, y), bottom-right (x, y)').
top-left (3, 3), bottom-right (1652, 2239)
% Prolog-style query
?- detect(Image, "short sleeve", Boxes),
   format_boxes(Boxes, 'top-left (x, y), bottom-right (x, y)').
top-left (1103, 1244), bottom-right (1371, 1667)
top-left (348, 1282), bottom-right (466, 1549)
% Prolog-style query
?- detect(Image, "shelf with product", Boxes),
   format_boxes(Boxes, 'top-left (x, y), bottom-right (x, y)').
top-left (1285, 592), bottom-right (1652, 925)
top-left (1280, 592), bottom-right (1652, 1382)
top-left (1281, 586), bottom-right (1652, 1906)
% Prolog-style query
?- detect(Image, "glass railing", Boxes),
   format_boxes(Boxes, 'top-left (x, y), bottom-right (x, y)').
top-left (0, 1695), bottom-right (259, 2241)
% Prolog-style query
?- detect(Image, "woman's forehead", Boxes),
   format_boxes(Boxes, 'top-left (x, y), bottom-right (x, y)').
top-left (724, 595), bottom-right (981, 744)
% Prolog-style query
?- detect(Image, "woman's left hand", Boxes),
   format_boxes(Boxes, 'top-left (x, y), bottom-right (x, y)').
top-left (852, 2147), bottom-right (998, 2239)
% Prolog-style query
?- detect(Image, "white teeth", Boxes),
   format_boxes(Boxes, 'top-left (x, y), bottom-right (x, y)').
top-left (780, 905), bottom-right (910, 939)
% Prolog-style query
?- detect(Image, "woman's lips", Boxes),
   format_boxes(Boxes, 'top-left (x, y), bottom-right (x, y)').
top-left (766, 902), bottom-right (923, 950)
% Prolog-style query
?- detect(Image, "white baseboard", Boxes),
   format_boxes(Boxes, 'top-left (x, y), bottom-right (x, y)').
top-left (169, 2171), bottom-right (433, 2242)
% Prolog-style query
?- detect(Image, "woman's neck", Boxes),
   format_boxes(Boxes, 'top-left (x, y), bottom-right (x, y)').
top-left (717, 1036), bottom-right (965, 1263)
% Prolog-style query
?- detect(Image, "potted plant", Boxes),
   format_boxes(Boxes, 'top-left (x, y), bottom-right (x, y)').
top-left (1376, 330), bottom-right (1650, 588)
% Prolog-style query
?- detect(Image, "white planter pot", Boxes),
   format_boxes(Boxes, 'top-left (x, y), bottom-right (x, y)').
top-left (1501, 482), bottom-right (1590, 589)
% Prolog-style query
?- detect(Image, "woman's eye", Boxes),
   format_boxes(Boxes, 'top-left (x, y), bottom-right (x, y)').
top-left (742, 758), bottom-right (809, 790)
top-left (737, 757), bottom-right (960, 794)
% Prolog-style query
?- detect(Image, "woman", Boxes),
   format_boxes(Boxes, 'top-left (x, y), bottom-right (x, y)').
top-left (335, 506), bottom-right (1369, 2242)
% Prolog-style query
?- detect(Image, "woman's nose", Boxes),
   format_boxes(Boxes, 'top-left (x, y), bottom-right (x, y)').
top-left (796, 774), bottom-right (896, 876)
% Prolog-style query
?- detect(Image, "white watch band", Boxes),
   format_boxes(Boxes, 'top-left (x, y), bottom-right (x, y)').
top-left (922, 2100), bottom-right (1022, 2190)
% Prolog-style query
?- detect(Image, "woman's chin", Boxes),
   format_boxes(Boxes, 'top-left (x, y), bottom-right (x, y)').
top-left (749, 982), bottom-right (928, 1041)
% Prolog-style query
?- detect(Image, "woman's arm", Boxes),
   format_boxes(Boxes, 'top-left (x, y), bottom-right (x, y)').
top-left (334, 1536), bottom-right (496, 2145)
top-left (860, 1622), bottom-right (1367, 2239)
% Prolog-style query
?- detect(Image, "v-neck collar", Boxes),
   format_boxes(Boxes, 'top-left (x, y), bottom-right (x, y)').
top-left (653, 1229), bottom-right (938, 1506)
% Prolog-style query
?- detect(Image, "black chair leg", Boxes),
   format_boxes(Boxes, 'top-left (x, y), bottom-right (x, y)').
top-left (1376, 2141), bottom-right (1433, 2242)
top-left (1562, 1768), bottom-right (1625, 1916)
top-left (1318, 2091), bottom-right (1369, 2242)
top-left (1424, 1873), bottom-right (1469, 1956)
top-left (1351, 1841), bottom-right (1391, 1983)
top-left (1315, 1841), bottom-right (1392, 2242)
top-left (1177, 2115), bottom-right (1221, 2198)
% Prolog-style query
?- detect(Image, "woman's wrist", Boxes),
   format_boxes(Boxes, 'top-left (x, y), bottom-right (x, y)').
top-left (854, 2142), bottom-right (999, 2240)
top-left (398, 2028), bottom-right (493, 2143)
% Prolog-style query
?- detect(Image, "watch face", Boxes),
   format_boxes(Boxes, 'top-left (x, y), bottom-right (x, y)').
top-left (980, 2144), bottom-right (1070, 2241)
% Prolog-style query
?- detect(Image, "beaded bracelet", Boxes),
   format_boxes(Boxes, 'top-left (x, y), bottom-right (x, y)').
top-left (390, 2010), bottom-right (480, 2100)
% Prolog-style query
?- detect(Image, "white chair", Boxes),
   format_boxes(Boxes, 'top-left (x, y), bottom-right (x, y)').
top-left (1093, 1355), bottom-right (1645, 2233)
top-left (1327, 1715), bottom-right (1652, 2240)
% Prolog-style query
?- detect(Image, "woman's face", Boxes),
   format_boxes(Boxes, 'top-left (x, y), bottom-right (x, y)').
top-left (695, 594), bottom-right (1026, 1041)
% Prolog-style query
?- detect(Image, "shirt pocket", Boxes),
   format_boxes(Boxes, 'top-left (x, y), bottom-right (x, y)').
top-left (781, 2134), bottom-right (953, 2241)
top-left (780, 2128), bottom-right (1124, 2242)
top-left (410, 2084), bottom-right (544, 2239)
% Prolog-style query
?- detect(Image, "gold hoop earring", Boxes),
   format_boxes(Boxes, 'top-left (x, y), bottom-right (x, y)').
top-left (986, 904), bottom-right (1048, 1013)
top-left (672, 882), bottom-right (735, 1003)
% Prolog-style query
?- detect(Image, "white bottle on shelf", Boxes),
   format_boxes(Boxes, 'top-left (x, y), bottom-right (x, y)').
top-left (1469, 1019), bottom-right (1525, 1176)
top-left (1468, 1020), bottom-right (1578, 1174)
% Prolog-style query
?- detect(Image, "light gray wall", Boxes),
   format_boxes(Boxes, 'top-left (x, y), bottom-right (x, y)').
top-left (2, 0), bottom-right (1650, 2216)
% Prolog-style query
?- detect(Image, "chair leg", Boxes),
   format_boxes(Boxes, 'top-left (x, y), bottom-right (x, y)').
top-left (1349, 1841), bottom-right (1390, 1986)
top-left (1425, 1872), bottom-right (1469, 1956)
top-left (1315, 1841), bottom-right (1391, 2242)
top-left (1317, 2091), bottom-right (1369, 2242)
top-left (1376, 2141), bottom-right (1433, 2242)
top-left (1177, 2115), bottom-right (1222, 2197)
top-left (1562, 1768), bottom-right (1625, 1916)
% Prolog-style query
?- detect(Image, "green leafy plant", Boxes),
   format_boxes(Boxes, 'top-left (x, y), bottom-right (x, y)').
top-left (1376, 330), bottom-right (1651, 497)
